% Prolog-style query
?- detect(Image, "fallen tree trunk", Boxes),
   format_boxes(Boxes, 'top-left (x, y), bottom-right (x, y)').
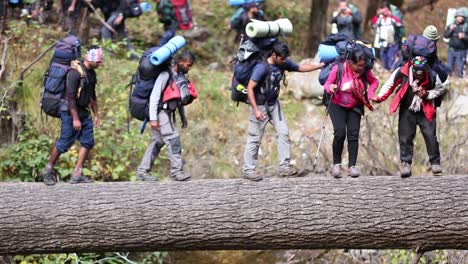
top-left (1, 176), bottom-right (467, 255)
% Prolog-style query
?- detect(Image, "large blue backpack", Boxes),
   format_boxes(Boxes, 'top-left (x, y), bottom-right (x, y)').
top-left (129, 46), bottom-right (171, 121)
top-left (41, 35), bottom-right (81, 118)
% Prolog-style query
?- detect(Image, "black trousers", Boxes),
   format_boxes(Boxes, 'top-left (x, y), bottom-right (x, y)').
top-left (398, 108), bottom-right (441, 165)
top-left (329, 103), bottom-right (362, 167)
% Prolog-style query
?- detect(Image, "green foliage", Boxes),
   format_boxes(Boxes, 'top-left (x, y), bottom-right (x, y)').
top-left (0, 129), bottom-right (53, 182)
top-left (14, 252), bottom-right (169, 264)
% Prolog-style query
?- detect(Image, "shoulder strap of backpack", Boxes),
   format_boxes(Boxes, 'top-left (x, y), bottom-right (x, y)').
top-left (335, 63), bottom-right (343, 89)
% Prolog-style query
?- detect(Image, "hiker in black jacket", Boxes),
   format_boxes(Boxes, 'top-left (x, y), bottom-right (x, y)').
top-left (444, 8), bottom-right (468, 78)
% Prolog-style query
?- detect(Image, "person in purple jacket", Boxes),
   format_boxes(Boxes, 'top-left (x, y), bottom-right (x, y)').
top-left (324, 47), bottom-right (379, 178)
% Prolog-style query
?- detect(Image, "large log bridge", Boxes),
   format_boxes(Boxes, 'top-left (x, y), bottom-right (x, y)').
top-left (1, 176), bottom-right (467, 255)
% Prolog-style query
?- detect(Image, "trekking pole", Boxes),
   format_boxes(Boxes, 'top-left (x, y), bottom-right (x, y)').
top-left (311, 92), bottom-right (334, 172)
top-left (84, 1), bottom-right (118, 35)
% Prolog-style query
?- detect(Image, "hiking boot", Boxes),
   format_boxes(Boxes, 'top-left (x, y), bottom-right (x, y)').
top-left (431, 164), bottom-right (443, 176)
top-left (278, 166), bottom-right (299, 177)
top-left (331, 164), bottom-right (342, 178)
top-left (42, 169), bottom-right (57, 186)
top-left (348, 166), bottom-right (360, 178)
top-left (136, 171), bottom-right (157, 181)
top-left (172, 172), bottom-right (191, 181)
top-left (242, 171), bottom-right (263, 181)
top-left (400, 162), bottom-right (412, 178)
top-left (70, 174), bottom-right (94, 184)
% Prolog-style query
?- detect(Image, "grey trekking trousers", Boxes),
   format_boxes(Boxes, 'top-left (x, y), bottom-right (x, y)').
top-left (243, 101), bottom-right (291, 173)
top-left (137, 110), bottom-right (183, 176)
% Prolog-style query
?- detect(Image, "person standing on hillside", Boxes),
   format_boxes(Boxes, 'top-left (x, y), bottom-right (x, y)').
top-left (444, 8), bottom-right (468, 79)
top-left (155, 0), bottom-right (178, 45)
top-left (331, 0), bottom-right (363, 40)
top-left (41, 46), bottom-right (103, 186)
top-left (242, 42), bottom-right (324, 181)
top-left (229, 2), bottom-right (265, 44)
top-left (371, 3), bottom-right (403, 71)
top-left (374, 56), bottom-right (445, 178)
top-left (57, 0), bottom-right (90, 35)
top-left (93, 0), bottom-right (138, 59)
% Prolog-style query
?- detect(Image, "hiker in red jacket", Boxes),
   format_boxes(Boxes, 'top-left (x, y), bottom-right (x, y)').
top-left (374, 56), bottom-right (445, 178)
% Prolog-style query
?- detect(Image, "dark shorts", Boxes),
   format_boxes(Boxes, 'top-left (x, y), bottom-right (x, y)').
top-left (56, 111), bottom-right (94, 154)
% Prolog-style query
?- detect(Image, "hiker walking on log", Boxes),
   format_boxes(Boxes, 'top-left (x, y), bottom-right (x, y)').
top-left (374, 56), bottom-right (445, 178)
top-left (324, 43), bottom-right (378, 178)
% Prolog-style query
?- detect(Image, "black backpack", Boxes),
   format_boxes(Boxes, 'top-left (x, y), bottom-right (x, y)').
top-left (230, 37), bottom-right (277, 104)
top-left (129, 46), bottom-right (171, 121)
top-left (41, 35), bottom-right (81, 118)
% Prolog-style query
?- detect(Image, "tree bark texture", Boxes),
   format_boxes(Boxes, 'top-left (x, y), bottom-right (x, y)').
top-left (307, 0), bottom-right (328, 57)
top-left (0, 176), bottom-right (467, 255)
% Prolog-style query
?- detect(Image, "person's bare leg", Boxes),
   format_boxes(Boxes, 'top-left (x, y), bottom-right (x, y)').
top-left (72, 147), bottom-right (89, 176)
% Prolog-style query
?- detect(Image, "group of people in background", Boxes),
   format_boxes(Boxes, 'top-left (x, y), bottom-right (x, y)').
top-left (331, 0), bottom-right (467, 79)
top-left (4, 0), bottom-right (189, 59)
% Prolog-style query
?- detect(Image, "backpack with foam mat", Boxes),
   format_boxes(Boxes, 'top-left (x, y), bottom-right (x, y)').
top-left (129, 46), bottom-right (171, 121)
top-left (230, 37), bottom-right (277, 104)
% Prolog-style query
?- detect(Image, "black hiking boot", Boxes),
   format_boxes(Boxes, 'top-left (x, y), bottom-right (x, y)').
top-left (70, 174), bottom-right (94, 184)
top-left (278, 166), bottom-right (299, 177)
top-left (242, 171), bottom-right (263, 181)
top-left (136, 171), bottom-right (158, 181)
top-left (42, 169), bottom-right (57, 186)
top-left (171, 172), bottom-right (191, 181)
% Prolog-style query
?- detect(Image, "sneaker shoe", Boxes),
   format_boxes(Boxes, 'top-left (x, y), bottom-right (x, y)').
top-left (431, 164), bottom-right (443, 176)
top-left (242, 171), bottom-right (263, 181)
top-left (172, 172), bottom-right (191, 181)
top-left (278, 166), bottom-right (299, 177)
top-left (348, 166), bottom-right (360, 178)
top-left (42, 169), bottom-right (57, 186)
top-left (400, 162), bottom-right (412, 178)
top-left (70, 174), bottom-right (94, 184)
top-left (136, 171), bottom-right (157, 181)
top-left (332, 164), bottom-right (342, 178)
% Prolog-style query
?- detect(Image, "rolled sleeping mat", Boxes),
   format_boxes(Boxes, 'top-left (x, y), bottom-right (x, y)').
top-left (150, 36), bottom-right (186, 65)
top-left (139, 2), bottom-right (153, 13)
top-left (229, 0), bottom-right (264, 7)
top-left (318, 44), bottom-right (339, 63)
top-left (245, 18), bottom-right (293, 38)
top-left (9, 0), bottom-right (19, 3)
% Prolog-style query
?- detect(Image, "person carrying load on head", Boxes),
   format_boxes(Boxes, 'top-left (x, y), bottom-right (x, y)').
top-left (373, 56), bottom-right (445, 178)
top-left (370, 2), bottom-right (403, 71)
top-left (135, 50), bottom-right (196, 182)
top-left (229, 2), bottom-right (265, 44)
top-left (323, 43), bottom-right (379, 179)
top-left (241, 42), bottom-right (324, 181)
top-left (331, 0), bottom-right (363, 40)
top-left (444, 8), bottom-right (468, 79)
top-left (41, 44), bottom-right (103, 186)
